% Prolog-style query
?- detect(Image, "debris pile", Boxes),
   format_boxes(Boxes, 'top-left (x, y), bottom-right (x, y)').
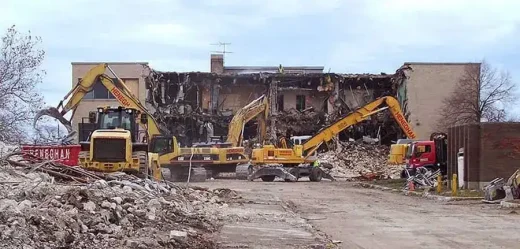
top-left (0, 153), bottom-right (227, 249)
top-left (319, 141), bottom-right (402, 179)
top-left (404, 167), bottom-right (441, 189)
top-left (0, 141), bottom-right (17, 158)
top-left (274, 109), bottom-right (326, 135)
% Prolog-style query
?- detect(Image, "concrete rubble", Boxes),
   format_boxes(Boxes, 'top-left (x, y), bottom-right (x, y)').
top-left (319, 141), bottom-right (402, 180)
top-left (274, 108), bottom-right (326, 136)
top-left (0, 152), bottom-right (232, 249)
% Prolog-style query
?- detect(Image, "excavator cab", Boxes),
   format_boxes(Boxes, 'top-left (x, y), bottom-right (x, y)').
top-left (79, 106), bottom-right (150, 177)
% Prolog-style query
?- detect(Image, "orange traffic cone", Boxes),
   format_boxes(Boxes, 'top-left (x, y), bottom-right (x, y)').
top-left (408, 181), bottom-right (415, 191)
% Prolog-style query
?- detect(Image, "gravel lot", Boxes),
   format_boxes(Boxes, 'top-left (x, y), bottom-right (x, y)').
top-left (196, 179), bottom-right (520, 249)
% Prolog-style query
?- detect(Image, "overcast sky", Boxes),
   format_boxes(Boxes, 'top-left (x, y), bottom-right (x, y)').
top-left (2, 0), bottom-right (520, 106)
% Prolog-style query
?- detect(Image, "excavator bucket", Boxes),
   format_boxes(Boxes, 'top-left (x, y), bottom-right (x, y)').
top-left (34, 107), bottom-right (77, 144)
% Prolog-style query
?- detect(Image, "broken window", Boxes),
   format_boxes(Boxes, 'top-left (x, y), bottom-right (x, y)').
top-left (296, 95), bottom-right (306, 111)
top-left (277, 95), bottom-right (284, 111)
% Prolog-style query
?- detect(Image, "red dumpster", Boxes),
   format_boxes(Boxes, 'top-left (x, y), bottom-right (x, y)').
top-left (21, 144), bottom-right (81, 166)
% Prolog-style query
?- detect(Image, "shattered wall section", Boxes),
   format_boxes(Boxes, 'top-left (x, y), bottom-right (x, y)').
top-left (329, 74), bottom-right (400, 145)
top-left (145, 69), bottom-right (403, 147)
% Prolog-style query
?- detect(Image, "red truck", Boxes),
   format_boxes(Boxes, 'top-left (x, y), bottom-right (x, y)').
top-left (401, 132), bottom-right (447, 177)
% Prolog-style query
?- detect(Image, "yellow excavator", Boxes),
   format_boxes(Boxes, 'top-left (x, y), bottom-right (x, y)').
top-left (241, 96), bottom-right (417, 182)
top-left (161, 94), bottom-right (269, 181)
top-left (35, 63), bottom-right (165, 180)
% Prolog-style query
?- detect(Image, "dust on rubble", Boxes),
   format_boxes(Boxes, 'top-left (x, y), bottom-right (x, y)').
top-left (319, 141), bottom-right (403, 180)
top-left (0, 152), bottom-right (235, 249)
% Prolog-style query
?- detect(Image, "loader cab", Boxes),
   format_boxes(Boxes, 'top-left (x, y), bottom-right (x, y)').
top-left (90, 106), bottom-right (141, 142)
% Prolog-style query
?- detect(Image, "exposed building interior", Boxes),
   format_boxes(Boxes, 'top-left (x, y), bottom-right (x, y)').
top-left (144, 66), bottom-right (407, 146)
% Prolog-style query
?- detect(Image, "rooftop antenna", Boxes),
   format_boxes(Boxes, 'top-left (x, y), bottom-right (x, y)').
top-left (211, 42), bottom-right (233, 60)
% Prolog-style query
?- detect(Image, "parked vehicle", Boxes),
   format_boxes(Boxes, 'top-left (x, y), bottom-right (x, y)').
top-left (388, 139), bottom-right (418, 164)
top-left (401, 132), bottom-right (447, 177)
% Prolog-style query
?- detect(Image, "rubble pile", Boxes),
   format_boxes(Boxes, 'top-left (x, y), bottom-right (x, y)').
top-left (0, 141), bottom-right (18, 158)
top-left (405, 167), bottom-right (441, 189)
top-left (274, 109), bottom-right (326, 135)
top-left (319, 141), bottom-right (402, 179)
top-left (0, 155), bottom-right (227, 249)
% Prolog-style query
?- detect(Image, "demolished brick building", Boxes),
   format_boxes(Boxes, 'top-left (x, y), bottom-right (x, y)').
top-left (144, 54), bottom-right (407, 146)
top-left (69, 59), bottom-right (474, 145)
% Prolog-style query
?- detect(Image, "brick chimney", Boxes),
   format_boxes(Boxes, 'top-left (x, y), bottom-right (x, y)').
top-left (210, 54), bottom-right (224, 74)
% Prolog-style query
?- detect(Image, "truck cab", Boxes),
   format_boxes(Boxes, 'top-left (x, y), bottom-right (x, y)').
top-left (403, 133), bottom-right (447, 177)
top-left (405, 141), bottom-right (436, 171)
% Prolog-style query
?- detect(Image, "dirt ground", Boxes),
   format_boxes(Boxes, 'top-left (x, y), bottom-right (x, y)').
top-left (196, 179), bottom-right (520, 249)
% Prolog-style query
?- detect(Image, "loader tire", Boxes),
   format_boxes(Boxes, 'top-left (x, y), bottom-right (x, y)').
top-left (285, 168), bottom-right (300, 182)
top-left (309, 167), bottom-right (323, 182)
top-left (134, 151), bottom-right (149, 179)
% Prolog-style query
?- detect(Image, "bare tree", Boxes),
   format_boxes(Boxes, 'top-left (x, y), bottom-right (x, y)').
top-left (0, 25), bottom-right (46, 143)
top-left (437, 60), bottom-right (516, 130)
top-left (31, 116), bottom-right (68, 144)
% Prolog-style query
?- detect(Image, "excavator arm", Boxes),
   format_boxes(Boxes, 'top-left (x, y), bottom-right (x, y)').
top-left (35, 63), bottom-right (164, 140)
top-left (302, 96), bottom-right (416, 158)
top-left (225, 94), bottom-right (269, 147)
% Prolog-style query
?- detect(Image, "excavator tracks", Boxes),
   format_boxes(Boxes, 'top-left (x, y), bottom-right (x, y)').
top-left (235, 163), bottom-right (252, 180)
top-left (166, 166), bottom-right (207, 182)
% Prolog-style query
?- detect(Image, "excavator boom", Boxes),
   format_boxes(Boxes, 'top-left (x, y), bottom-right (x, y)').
top-left (246, 96), bottom-right (416, 182)
top-left (302, 96), bottom-right (416, 155)
top-left (35, 63), bottom-right (164, 141)
top-left (32, 63), bottom-right (166, 181)
top-left (225, 94), bottom-right (269, 147)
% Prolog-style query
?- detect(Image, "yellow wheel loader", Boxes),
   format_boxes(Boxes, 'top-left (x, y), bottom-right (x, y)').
top-left (35, 64), bottom-right (164, 180)
top-left (78, 106), bottom-right (153, 178)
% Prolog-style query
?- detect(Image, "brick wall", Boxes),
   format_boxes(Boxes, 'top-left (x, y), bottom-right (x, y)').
top-left (448, 122), bottom-right (520, 189)
top-left (479, 123), bottom-right (520, 183)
